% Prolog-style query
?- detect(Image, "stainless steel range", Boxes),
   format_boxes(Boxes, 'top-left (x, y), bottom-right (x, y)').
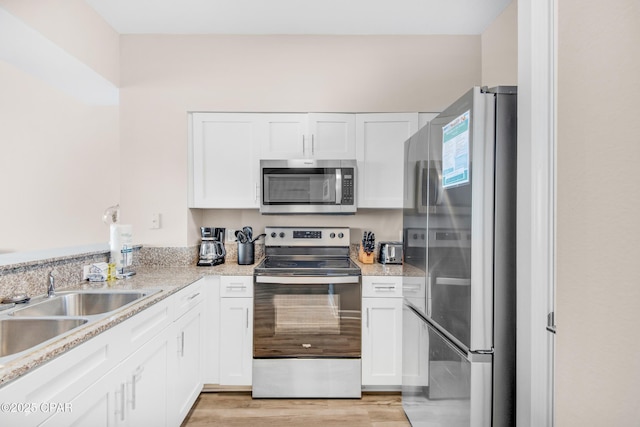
top-left (252, 226), bottom-right (362, 398)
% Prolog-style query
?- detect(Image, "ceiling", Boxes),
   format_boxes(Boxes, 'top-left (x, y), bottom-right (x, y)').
top-left (84, 0), bottom-right (512, 35)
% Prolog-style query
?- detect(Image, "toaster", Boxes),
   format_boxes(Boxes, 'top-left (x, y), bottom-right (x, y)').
top-left (377, 242), bottom-right (403, 264)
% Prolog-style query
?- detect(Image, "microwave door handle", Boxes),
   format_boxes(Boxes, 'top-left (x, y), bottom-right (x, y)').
top-left (335, 168), bottom-right (342, 204)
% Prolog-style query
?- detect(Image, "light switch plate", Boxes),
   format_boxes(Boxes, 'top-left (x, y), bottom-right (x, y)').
top-left (150, 213), bottom-right (161, 229)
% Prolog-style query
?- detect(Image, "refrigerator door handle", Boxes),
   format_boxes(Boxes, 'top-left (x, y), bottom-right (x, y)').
top-left (435, 277), bottom-right (471, 286)
top-left (427, 275), bottom-right (432, 317)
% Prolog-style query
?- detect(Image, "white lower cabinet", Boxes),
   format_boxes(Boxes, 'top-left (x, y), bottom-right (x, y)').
top-left (39, 365), bottom-right (119, 427)
top-left (40, 319), bottom-right (169, 427)
top-left (0, 279), bottom-right (210, 427)
top-left (118, 331), bottom-right (169, 427)
top-left (219, 276), bottom-right (253, 386)
top-left (168, 282), bottom-right (204, 426)
top-left (361, 276), bottom-right (403, 388)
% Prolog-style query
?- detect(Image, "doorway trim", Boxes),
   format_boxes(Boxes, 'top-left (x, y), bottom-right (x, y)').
top-left (516, 0), bottom-right (557, 426)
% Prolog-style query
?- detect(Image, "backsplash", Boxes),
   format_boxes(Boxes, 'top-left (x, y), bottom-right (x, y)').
top-left (0, 252), bottom-right (110, 301)
top-left (0, 243), bottom-right (265, 301)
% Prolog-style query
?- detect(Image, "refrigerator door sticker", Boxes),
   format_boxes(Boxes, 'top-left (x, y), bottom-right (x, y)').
top-left (442, 110), bottom-right (471, 188)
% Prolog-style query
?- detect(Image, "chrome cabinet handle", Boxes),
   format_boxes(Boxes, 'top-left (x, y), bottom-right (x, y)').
top-left (302, 135), bottom-right (306, 155)
top-left (187, 292), bottom-right (200, 300)
top-left (116, 383), bottom-right (125, 421)
top-left (366, 308), bottom-right (370, 329)
top-left (130, 366), bottom-right (144, 410)
top-left (246, 308), bottom-right (249, 329)
top-left (311, 134), bottom-right (315, 155)
top-left (177, 333), bottom-right (183, 357)
top-left (372, 284), bottom-right (396, 291)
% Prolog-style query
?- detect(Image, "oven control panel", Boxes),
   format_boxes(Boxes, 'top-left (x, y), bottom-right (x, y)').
top-left (265, 227), bottom-right (350, 247)
top-left (293, 230), bottom-right (322, 239)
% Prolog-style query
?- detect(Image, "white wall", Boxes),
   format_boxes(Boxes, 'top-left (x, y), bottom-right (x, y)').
top-left (556, 1), bottom-right (640, 424)
top-left (481, 0), bottom-right (518, 87)
top-left (0, 2), bottom-right (518, 255)
top-left (119, 35), bottom-right (482, 247)
top-left (0, 0), bottom-right (119, 253)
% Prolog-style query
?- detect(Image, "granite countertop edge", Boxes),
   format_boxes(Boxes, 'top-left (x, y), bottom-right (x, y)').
top-left (0, 259), bottom-right (411, 387)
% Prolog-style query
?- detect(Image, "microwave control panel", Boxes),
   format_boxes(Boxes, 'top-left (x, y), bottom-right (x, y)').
top-left (341, 168), bottom-right (355, 205)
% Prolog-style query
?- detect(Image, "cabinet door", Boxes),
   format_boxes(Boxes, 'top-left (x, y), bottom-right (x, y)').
top-left (202, 276), bottom-right (221, 385)
top-left (356, 113), bottom-right (418, 208)
top-left (123, 331), bottom-right (169, 427)
top-left (362, 297), bottom-right (403, 386)
top-left (38, 374), bottom-right (120, 427)
top-left (170, 303), bottom-right (203, 426)
top-left (219, 297), bottom-right (253, 385)
top-left (190, 113), bottom-right (261, 208)
top-left (259, 113), bottom-right (308, 159)
top-left (308, 113), bottom-right (356, 159)
top-left (38, 331), bottom-right (169, 427)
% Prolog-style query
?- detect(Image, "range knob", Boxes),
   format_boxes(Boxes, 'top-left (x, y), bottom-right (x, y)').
top-left (330, 232), bottom-right (336, 238)
top-left (279, 232), bottom-right (285, 238)
top-left (270, 232), bottom-right (277, 238)
top-left (338, 232), bottom-right (344, 239)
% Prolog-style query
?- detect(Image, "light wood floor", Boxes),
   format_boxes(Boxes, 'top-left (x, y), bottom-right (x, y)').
top-left (182, 392), bottom-right (411, 427)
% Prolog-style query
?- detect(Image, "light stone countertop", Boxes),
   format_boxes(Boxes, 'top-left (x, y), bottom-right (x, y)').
top-left (0, 259), bottom-right (418, 388)
top-left (0, 264), bottom-right (251, 387)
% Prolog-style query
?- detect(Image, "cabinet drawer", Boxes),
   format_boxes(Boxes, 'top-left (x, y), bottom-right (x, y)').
top-left (123, 298), bottom-right (171, 349)
top-left (173, 279), bottom-right (205, 319)
top-left (362, 276), bottom-right (402, 298)
top-left (220, 276), bottom-right (253, 297)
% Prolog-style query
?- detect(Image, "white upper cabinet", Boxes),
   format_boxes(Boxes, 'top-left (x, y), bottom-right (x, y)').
top-left (356, 113), bottom-right (419, 208)
top-left (189, 111), bottom-right (433, 209)
top-left (189, 113), bottom-right (261, 208)
top-left (307, 113), bottom-right (356, 159)
top-left (260, 113), bottom-right (356, 159)
top-left (260, 113), bottom-right (308, 159)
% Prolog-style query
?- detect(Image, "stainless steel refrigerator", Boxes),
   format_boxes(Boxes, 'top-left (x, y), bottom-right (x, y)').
top-left (401, 86), bottom-right (516, 427)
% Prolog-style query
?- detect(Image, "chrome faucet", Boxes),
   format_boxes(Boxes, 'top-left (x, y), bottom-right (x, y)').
top-left (47, 271), bottom-right (56, 297)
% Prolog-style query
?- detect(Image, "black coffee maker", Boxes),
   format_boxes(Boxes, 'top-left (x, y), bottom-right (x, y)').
top-left (197, 227), bottom-right (226, 266)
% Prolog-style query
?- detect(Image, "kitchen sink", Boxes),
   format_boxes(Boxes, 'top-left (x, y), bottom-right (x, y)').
top-left (11, 291), bottom-right (152, 317)
top-left (0, 318), bottom-right (88, 357)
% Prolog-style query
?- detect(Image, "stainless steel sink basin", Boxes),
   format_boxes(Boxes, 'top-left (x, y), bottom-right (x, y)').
top-left (11, 291), bottom-right (150, 317)
top-left (0, 318), bottom-right (88, 357)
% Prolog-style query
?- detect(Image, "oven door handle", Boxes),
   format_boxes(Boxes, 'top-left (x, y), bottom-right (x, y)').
top-left (255, 275), bottom-right (360, 284)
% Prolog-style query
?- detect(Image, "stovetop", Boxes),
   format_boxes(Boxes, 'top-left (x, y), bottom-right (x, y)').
top-left (254, 256), bottom-right (361, 276)
top-left (255, 226), bottom-right (361, 276)
top-left (253, 257), bottom-right (361, 276)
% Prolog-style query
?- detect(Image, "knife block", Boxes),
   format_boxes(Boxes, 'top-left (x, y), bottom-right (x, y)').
top-left (357, 245), bottom-right (375, 264)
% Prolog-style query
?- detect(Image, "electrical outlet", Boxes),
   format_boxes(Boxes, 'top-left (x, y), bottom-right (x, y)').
top-left (226, 229), bottom-right (237, 243)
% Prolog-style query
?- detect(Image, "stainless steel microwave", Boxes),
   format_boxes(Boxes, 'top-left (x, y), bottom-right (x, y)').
top-left (260, 159), bottom-right (357, 214)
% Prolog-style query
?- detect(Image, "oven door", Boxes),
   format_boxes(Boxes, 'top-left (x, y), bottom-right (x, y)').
top-left (254, 275), bottom-right (361, 358)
